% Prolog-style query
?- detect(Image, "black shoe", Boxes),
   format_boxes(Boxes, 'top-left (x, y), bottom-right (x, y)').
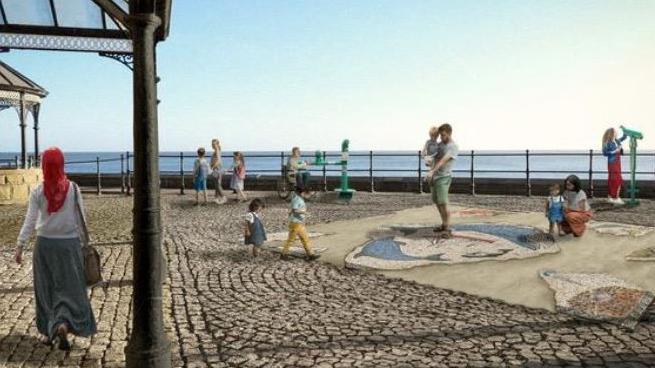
top-left (54, 325), bottom-right (70, 351)
top-left (433, 225), bottom-right (445, 233)
top-left (305, 254), bottom-right (320, 261)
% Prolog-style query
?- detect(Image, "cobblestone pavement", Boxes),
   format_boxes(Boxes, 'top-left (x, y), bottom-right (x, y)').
top-left (1, 191), bottom-right (654, 367)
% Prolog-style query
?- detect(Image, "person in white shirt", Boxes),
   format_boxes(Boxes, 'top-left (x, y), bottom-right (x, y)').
top-left (561, 175), bottom-right (593, 237)
top-left (14, 147), bottom-right (97, 351)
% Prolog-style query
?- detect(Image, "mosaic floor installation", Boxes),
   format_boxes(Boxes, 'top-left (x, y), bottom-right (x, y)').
top-left (626, 247), bottom-right (655, 262)
top-left (264, 232), bottom-right (329, 258)
top-left (451, 207), bottom-right (508, 218)
top-left (540, 270), bottom-right (654, 329)
top-left (588, 221), bottom-right (654, 237)
top-left (345, 223), bottom-right (559, 270)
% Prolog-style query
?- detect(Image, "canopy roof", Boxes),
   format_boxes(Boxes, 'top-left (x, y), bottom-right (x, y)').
top-left (0, 59), bottom-right (47, 97)
top-left (0, 0), bottom-right (171, 53)
top-left (0, 59), bottom-right (46, 111)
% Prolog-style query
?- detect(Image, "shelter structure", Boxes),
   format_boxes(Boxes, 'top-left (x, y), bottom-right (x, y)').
top-left (0, 60), bottom-right (48, 168)
top-left (0, 1), bottom-right (173, 367)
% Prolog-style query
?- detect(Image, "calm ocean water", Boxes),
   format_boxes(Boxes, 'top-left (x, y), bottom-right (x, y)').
top-left (1, 150), bottom-right (654, 180)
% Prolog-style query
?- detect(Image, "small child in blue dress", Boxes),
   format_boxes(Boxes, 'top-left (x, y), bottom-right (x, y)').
top-left (193, 147), bottom-right (210, 205)
top-left (545, 183), bottom-right (565, 236)
top-left (244, 198), bottom-right (267, 257)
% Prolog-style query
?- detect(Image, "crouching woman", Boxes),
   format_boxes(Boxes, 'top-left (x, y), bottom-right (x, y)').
top-left (561, 175), bottom-right (593, 237)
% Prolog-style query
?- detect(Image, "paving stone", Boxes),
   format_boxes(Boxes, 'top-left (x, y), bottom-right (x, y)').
top-left (1, 192), bottom-right (654, 366)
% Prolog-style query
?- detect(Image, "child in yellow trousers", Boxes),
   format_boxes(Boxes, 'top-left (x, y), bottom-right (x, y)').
top-left (281, 187), bottom-right (320, 261)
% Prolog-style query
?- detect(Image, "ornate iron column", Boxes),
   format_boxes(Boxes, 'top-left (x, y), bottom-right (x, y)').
top-left (124, 12), bottom-right (172, 368)
top-left (33, 103), bottom-right (40, 165)
top-left (19, 92), bottom-right (27, 169)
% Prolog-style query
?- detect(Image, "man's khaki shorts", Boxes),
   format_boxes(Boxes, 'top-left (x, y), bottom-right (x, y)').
top-left (431, 175), bottom-right (452, 205)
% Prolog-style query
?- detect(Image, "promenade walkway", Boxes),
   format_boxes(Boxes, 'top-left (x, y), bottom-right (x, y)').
top-left (1, 192), bottom-right (654, 367)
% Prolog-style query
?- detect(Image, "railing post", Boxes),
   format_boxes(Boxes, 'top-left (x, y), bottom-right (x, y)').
top-left (14, 155), bottom-right (18, 168)
top-left (28, 156), bottom-right (32, 168)
top-left (588, 149), bottom-right (594, 198)
top-left (369, 150), bottom-right (374, 192)
top-left (120, 154), bottom-right (125, 194)
top-left (126, 151), bottom-right (131, 196)
top-left (322, 150), bottom-right (327, 192)
top-left (470, 150), bottom-right (476, 196)
top-left (96, 156), bottom-right (101, 195)
top-left (526, 149), bottom-right (531, 197)
top-left (179, 151), bottom-right (185, 195)
top-left (417, 150), bottom-right (422, 193)
top-left (280, 151), bottom-right (285, 176)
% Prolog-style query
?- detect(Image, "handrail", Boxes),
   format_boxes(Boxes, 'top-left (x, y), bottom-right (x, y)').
top-left (5, 149), bottom-right (651, 197)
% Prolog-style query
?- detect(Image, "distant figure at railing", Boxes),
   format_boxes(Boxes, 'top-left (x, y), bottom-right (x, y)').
top-left (193, 147), bottom-right (210, 205)
top-left (602, 127), bottom-right (627, 204)
top-left (230, 151), bottom-right (248, 202)
top-left (561, 175), bottom-right (593, 237)
top-left (427, 123), bottom-right (459, 236)
top-left (287, 146), bottom-right (310, 190)
top-left (210, 139), bottom-right (227, 204)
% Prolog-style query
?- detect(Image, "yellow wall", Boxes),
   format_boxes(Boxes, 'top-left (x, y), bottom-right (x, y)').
top-left (0, 169), bottom-right (42, 205)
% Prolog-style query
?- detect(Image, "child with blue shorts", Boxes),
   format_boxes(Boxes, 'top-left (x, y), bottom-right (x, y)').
top-left (545, 183), bottom-right (565, 236)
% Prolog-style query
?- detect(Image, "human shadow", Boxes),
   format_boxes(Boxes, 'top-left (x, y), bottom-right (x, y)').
top-left (0, 333), bottom-right (101, 366)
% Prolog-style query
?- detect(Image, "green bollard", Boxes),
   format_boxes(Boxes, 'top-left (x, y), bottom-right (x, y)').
top-left (620, 125), bottom-right (643, 206)
top-left (311, 140), bottom-right (355, 202)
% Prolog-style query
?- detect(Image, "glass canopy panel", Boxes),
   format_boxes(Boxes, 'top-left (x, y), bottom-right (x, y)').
top-left (3, 0), bottom-right (54, 26)
top-left (53, 0), bottom-right (103, 29)
top-left (105, 13), bottom-right (119, 30)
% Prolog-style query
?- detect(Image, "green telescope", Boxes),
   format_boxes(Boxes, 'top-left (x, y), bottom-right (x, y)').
top-left (620, 125), bottom-right (643, 140)
top-left (619, 125), bottom-right (644, 206)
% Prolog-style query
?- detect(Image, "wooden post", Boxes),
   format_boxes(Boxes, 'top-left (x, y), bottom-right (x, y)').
top-left (179, 151), bottom-right (185, 195)
top-left (526, 149), bottom-right (531, 197)
top-left (588, 149), bottom-right (594, 198)
top-left (96, 156), bottom-right (101, 195)
top-left (369, 150), bottom-right (374, 192)
top-left (417, 150), bottom-right (422, 193)
top-left (470, 150), bottom-right (476, 196)
top-left (120, 154), bottom-right (125, 194)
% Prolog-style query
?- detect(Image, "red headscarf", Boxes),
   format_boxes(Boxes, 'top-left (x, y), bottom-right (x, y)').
top-left (42, 147), bottom-right (70, 214)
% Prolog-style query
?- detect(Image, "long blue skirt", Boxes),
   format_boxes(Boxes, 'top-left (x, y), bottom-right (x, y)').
top-left (33, 236), bottom-right (97, 340)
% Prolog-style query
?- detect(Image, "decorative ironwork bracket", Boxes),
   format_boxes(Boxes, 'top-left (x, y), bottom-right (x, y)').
top-left (99, 52), bottom-right (134, 71)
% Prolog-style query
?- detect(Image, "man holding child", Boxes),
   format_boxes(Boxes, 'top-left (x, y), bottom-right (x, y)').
top-left (424, 123), bottom-right (459, 236)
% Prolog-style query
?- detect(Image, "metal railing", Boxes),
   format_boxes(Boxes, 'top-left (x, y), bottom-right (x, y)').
top-left (6, 150), bottom-right (653, 197)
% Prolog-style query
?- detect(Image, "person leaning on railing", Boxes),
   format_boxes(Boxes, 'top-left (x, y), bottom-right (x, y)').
top-left (602, 127), bottom-right (627, 204)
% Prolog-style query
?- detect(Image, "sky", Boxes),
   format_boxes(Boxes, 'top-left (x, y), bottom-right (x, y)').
top-left (1, 0), bottom-right (654, 152)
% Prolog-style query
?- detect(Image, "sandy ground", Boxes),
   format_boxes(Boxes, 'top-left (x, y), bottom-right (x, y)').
top-left (307, 204), bottom-right (655, 312)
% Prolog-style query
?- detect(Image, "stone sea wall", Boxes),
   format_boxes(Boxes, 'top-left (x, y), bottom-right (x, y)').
top-left (0, 168), bottom-right (41, 205)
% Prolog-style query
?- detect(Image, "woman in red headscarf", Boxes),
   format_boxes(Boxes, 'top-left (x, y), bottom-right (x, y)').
top-left (15, 147), bottom-right (96, 351)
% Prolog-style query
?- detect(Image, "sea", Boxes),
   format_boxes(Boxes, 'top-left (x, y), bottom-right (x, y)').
top-left (1, 150), bottom-right (654, 181)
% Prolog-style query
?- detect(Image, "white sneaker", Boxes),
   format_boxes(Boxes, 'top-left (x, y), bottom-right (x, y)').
top-left (614, 197), bottom-right (625, 205)
top-left (607, 197), bottom-right (617, 204)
